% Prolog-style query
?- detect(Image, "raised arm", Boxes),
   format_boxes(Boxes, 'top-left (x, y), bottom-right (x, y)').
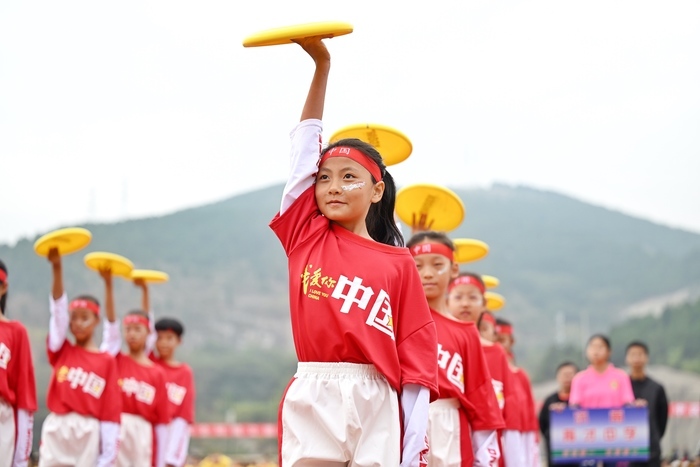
top-left (47, 248), bottom-right (68, 352)
top-left (135, 279), bottom-right (157, 356)
top-left (99, 268), bottom-right (121, 356)
top-left (279, 37), bottom-right (331, 215)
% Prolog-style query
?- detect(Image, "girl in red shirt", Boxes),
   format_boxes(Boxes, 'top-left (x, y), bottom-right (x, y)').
top-left (39, 249), bottom-right (121, 467)
top-left (267, 37), bottom-right (438, 466)
top-left (408, 233), bottom-right (503, 466)
top-left (0, 259), bottom-right (37, 467)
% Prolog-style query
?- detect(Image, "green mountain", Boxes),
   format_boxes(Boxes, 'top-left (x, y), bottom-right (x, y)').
top-left (2, 183), bottom-right (700, 432)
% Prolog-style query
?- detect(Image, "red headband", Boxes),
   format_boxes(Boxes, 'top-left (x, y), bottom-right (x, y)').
top-left (0, 269), bottom-right (6, 284)
top-left (448, 275), bottom-right (486, 294)
top-left (480, 312), bottom-right (496, 327)
top-left (69, 299), bottom-right (100, 316)
top-left (123, 315), bottom-right (150, 328)
top-left (410, 242), bottom-right (454, 262)
top-left (319, 146), bottom-right (383, 182)
top-left (495, 324), bottom-right (513, 336)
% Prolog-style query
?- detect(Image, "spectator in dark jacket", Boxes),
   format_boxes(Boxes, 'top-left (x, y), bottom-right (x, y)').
top-left (539, 361), bottom-right (578, 466)
top-left (626, 341), bottom-right (669, 467)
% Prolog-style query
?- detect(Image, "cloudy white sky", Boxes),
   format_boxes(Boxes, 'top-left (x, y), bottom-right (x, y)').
top-left (1, 1), bottom-right (699, 245)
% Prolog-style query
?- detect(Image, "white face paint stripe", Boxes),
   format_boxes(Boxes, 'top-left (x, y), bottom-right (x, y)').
top-left (341, 181), bottom-right (366, 192)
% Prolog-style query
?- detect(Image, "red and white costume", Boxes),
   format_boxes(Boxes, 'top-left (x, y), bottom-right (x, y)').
top-left (101, 319), bottom-right (171, 467)
top-left (480, 343), bottom-right (519, 467)
top-left (511, 368), bottom-right (540, 467)
top-left (151, 357), bottom-right (195, 467)
top-left (270, 119), bottom-right (439, 466)
top-left (428, 311), bottom-right (503, 467)
top-left (40, 294), bottom-right (121, 467)
top-left (0, 320), bottom-right (37, 467)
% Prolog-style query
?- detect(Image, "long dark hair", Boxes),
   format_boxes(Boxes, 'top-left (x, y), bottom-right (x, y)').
top-left (0, 259), bottom-right (7, 315)
top-left (322, 138), bottom-right (404, 247)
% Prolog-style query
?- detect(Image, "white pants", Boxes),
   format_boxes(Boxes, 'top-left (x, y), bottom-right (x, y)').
top-left (427, 398), bottom-right (463, 467)
top-left (117, 413), bottom-right (153, 467)
top-left (280, 362), bottom-right (400, 467)
top-left (39, 412), bottom-right (100, 467)
top-left (0, 401), bottom-right (15, 467)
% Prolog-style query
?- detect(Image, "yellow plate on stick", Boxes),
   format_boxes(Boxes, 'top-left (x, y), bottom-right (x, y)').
top-left (329, 123), bottom-right (413, 166)
top-left (131, 269), bottom-right (170, 284)
top-left (242, 21), bottom-right (353, 47)
top-left (482, 274), bottom-right (500, 289)
top-left (485, 291), bottom-right (505, 311)
top-left (84, 252), bottom-right (134, 279)
top-left (33, 227), bottom-right (92, 257)
top-left (453, 238), bottom-right (489, 264)
top-left (395, 183), bottom-right (465, 232)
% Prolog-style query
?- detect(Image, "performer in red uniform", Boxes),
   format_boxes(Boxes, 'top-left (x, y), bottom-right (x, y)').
top-left (496, 318), bottom-right (540, 467)
top-left (39, 249), bottom-right (121, 467)
top-left (448, 273), bottom-right (524, 466)
top-left (0, 260), bottom-right (37, 467)
top-left (408, 233), bottom-right (503, 466)
top-left (100, 275), bottom-right (170, 467)
top-left (268, 37), bottom-right (438, 466)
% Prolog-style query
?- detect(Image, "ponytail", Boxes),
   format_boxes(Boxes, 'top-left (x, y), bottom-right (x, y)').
top-left (0, 259), bottom-right (7, 315)
top-left (322, 138), bottom-right (404, 247)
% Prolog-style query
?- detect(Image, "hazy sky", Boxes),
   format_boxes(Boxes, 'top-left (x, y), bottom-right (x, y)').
top-left (2, 1), bottom-right (699, 245)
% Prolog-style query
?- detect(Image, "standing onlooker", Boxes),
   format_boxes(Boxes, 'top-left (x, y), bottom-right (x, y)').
top-left (626, 341), bottom-right (669, 467)
top-left (538, 361), bottom-right (578, 467)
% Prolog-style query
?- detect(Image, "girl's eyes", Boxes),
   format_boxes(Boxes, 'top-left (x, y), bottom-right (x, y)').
top-left (343, 173), bottom-right (356, 179)
top-left (317, 174), bottom-right (329, 181)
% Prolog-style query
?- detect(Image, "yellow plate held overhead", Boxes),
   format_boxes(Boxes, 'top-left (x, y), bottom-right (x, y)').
top-left (84, 252), bottom-right (134, 279)
top-left (34, 227), bottom-right (92, 257)
top-left (395, 183), bottom-right (465, 233)
top-left (131, 269), bottom-right (170, 284)
top-left (452, 238), bottom-right (489, 264)
top-left (242, 21), bottom-right (353, 47)
top-left (329, 123), bottom-right (412, 167)
top-left (485, 291), bottom-right (505, 312)
top-left (481, 274), bottom-right (500, 289)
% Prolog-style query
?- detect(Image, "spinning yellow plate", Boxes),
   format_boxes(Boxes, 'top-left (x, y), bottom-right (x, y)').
top-left (485, 291), bottom-right (505, 311)
top-left (396, 184), bottom-right (465, 232)
top-left (33, 227), bottom-right (92, 257)
top-left (242, 21), bottom-right (353, 47)
top-left (452, 238), bottom-right (489, 264)
top-left (131, 269), bottom-right (170, 284)
top-left (329, 123), bottom-right (412, 166)
top-left (481, 275), bottom-right (500, 289)
top-left (84, 252), bottom-right (134, 279)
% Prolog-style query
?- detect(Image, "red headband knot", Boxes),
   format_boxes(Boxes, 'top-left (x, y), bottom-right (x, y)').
top-left (69, 299), bottom-right (100, 316)
top-left (495, 324), bottom-right (513, 336)
top-left (319, 146), bottom-right (383, 182)
top-left (410, 242), bottom-right (454, 262)
top-left (448, 275), bottom-right (486, 294)
top-left (0, 269), bottom-right (7, 284)
top-left (480, 312), bottom-right (496, 327)
top-left (123, 315), bottom-right (150, 328)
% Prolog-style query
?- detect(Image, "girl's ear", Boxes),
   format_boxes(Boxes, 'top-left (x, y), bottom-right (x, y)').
top-left (450, 262), bottom-right (460, 279)
top-left (371, 181), bottom-right (385, 204)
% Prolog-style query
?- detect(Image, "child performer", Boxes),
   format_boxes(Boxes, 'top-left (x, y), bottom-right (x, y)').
top-left (136, 279), bottom-right (195, 467)
top-left (0, 260), bottom-right (37, 467)
top-left (39, 249), bottom-right (121, 466)
top-left (408, 233), bottom-right (503, 466)
top-left (100, 275), bottom-right (170, 467)
top-left (447, 273), bottom-right (522, 467)
top-left (496, 318), bottom-right (540, 467)
top-left (268, 36), bottom-right (439, 466)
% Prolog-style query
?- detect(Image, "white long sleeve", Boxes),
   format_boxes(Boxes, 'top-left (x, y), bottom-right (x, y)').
top-left (99, 320), bottom-right (121, 356)
top-left (280, 119), bottom-right (322, 214)
top-left (165, 417), bottom-right (191, 467)
top-left (11, 409), bottom-right (33, 467)
top-left (472, 430), bottom-right (500, 467)
top-left (502, 430), bottom-right (526, 466)
top-left (48, 293), bottom-right (69, 352)
top-left (154, 423), bottom-right (168, 467)
top-left (145, 311), bottom-right (157, 356)
top-left (400, 384), bottom-right (430, 467)
top-left (96, 421), bottom-right (120, 467)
